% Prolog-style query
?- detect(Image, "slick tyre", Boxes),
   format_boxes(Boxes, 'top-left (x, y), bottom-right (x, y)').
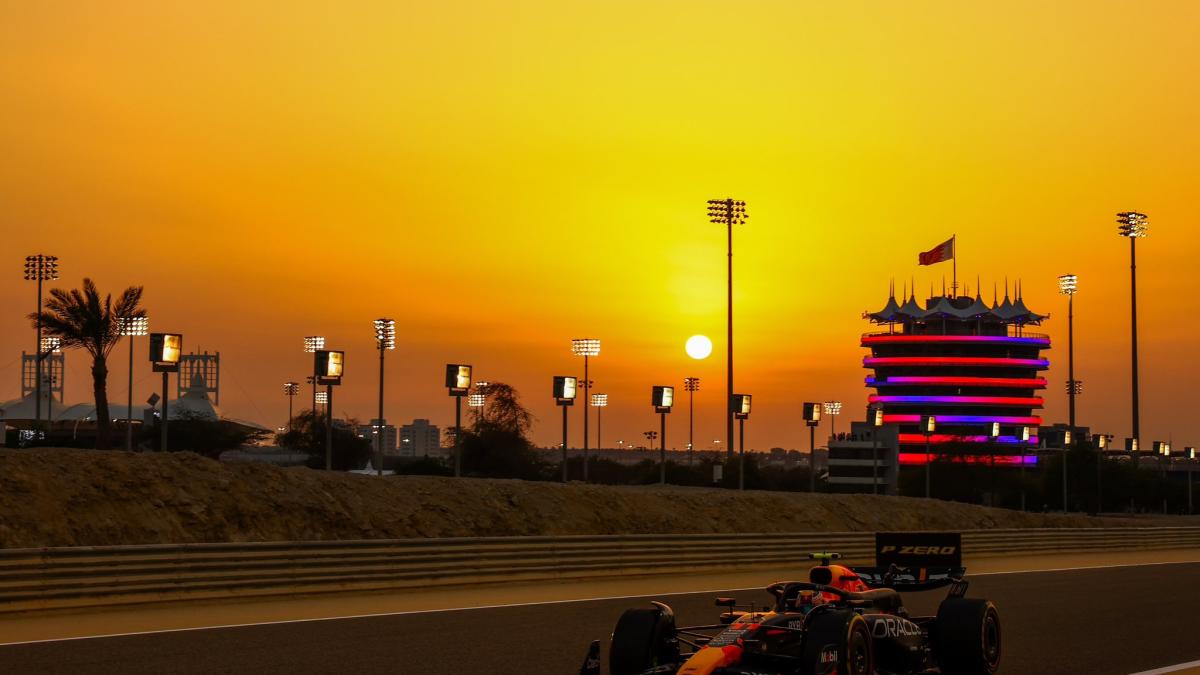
top-left (934, 598), bottom-right (1001, 675)
top-left (609, 606), bottom-right (678, 675)
top-left (801, 609), bottom-right (872, 675)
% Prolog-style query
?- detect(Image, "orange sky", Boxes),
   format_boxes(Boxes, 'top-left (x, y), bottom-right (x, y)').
top-left (1, 1), bottom-right (1197, 451)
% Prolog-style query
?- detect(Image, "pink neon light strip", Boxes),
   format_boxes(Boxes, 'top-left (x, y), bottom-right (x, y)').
top-left (869, 395), bottom-right (1044, 407)
top-left (863, 356), bottom-right (1050, 368)
top-left (884, 414), bottom-right (1042, 425)
top-left (899, 453), bottom-right (1038, 466)
top-left (862, 335), bottom-right (1050, 346)
top-left (898, 433), bottom-right (1039, 445)
top-left (867, 376), bottom-right (1047, 388)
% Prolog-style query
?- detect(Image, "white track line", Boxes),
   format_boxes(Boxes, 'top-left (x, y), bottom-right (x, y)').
top-left (2, 558), bottom-right (1198, 648)
top-left (1127, 659), bottom-right (1200, 674)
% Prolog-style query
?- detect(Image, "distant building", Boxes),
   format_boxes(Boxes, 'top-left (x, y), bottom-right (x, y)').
top-left (400, 419), bottom-right (441, 457)
top-left (356, 419), bottom-right (398, 455)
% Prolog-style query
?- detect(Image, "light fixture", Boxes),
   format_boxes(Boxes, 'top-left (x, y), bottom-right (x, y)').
top-left (823, 401), bottom-right (842, 416)
top-left (39, 336), bottom-right (61, 354)
top-left (314, 350), bottom-right (345, 384)
top-left (1116, 211), bottom-right (1149, 238)
top-left (570, 338), bottom-right (600, 357)
top-left (468, 393), bottom-right (486, 408)
top-left (374, 319), bottom-right (396, 350)
top-left (732, 394), bottom-right (751, 418)
top-left (445, 364), bottom-right (472, 394)
top-left (1058, 274), bottom-right (1078, 295)
top-left (283, 382), bottom-right (300, 396)
top-left (303, 336), bottom-right (325, 353)
top-left (802, 402), bottom-right (822, 424)
top-left (553, 375), bottom-right (577, 403)
top-left (118, 316), bottom-right (149, 337)
top-left (652, 386), bottom-right (674, 411)
top-left (872, 407), bottom-right (885, 427)
top-left (590, 393), bottom-right (608, 407)
top-left (990, 422), bottom-right (1001, 438)
top-left (149, 333), bottom-right (183, 369)
top-left (315, 391), bottom-right (328, 404)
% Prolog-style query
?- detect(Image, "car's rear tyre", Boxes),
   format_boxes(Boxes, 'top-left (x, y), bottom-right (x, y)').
top-left (801, 609), bottom-right (872, 675)
top-left (935, 598), bottom-right (1001, 675)
top-left (609, 604), bottom-right (678, 675)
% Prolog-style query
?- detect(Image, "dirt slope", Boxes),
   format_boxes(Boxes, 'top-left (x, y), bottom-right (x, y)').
top-left (0, 448), bottom-right (1165, 548)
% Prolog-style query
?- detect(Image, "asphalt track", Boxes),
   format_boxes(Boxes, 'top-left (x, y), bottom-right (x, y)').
top-left (2, 562), bottom-right (1199, 674)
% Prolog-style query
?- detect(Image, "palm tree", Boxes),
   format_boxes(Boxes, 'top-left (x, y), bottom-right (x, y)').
top-left (29, 279), bottom-right (145, 450)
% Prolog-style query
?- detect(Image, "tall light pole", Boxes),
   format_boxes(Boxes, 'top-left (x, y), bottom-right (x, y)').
top-left (283, 381), bottom-right (300, 430)
top-left (1094, 433), bottom-right (1111, 514)
top-left (571, 339), bottom-right (600, 481)
top-left (733, 394), bottom-right (751, 490)
top-left (871, 406), bottom-right (885, 495)
top-left (590, 393), bottom-right (607, 455)
top-left (1019, 425), bottom-right (1031, 511)
top-left (24, 254), bottom-right (59, 438)
top-left (708, 198), bottom-right (747, 462)
top-left (684, 377), bottom-right (700, 466)
top-left (553, 375), bottom-right (577, 481)
top-left (447, 365), bottom-right (473, 477)
top-left (1117, 211), bottom-right (1147, 447)
top-left (149, 333), bottom-right (182, 452)
top-left (374, 318), bottom-right (395, 477)
top-left (118, 316), bottom-right (148, 451)
top-left (314, 350), bottom-right (345, 470)
top-left (1058, 274), bottom-right (1079, 440)
top-left (802, 402), bottom-right (822, 492)
top-left (304, 336), bottom-right (325, 413)
top-left (921, 415), bottom-right (936, 499)
top-left (653, 386), bottom-right (674, 484)
top-left (824, 401), bottom-right (842, 438)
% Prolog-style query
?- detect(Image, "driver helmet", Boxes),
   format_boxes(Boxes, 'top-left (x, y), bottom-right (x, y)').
top-left (793, 589), bottom-right (827, 614)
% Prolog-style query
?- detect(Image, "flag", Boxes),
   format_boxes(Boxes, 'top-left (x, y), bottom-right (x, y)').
top-left (919, 237), bottom-right (955, 266)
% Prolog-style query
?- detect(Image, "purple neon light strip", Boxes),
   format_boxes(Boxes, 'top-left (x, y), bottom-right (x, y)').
top-left (884, 414), bottom-right (1042, 425)
top-left (863, 356), bottom-right (1051, 368)
top-left (862, 334), bottom-right (1050, 346)
top-left (898, 434), bottom-right (1040, 446)
top-left (866, 376), bottom-right (1047, 388)
top-left (870, 394), bottom-right (1044, 406)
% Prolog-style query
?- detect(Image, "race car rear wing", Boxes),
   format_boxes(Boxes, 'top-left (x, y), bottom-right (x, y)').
top-left (850, 531), bottom-right (966, 592)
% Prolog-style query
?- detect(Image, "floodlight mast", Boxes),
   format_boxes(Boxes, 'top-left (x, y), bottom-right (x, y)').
top-left (374, 319), bottom-right (396, 477)
top-left (571, 339), bottom-right (600, 481)
top-left (24, 254), bottom-right (59, 438)
top-left (1117, 211), bottom-right (1147, 447)
top-left (119, 316), bottom-right (149, 451)
top-left (824, 401), bottom-right (842, 436)
top-left (708, 198), bottom-right (747, 462)
top-left (684, 377), bottom-right (700, 466)
top-left (304, 336), bottom-right (325, 412)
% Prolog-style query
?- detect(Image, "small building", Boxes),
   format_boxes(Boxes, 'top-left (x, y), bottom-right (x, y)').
top-left (400, 419), bottom-right (441, 457)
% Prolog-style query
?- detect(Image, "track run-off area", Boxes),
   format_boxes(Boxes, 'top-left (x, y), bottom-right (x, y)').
top-left (1, 551), bottom-right (1198, 674)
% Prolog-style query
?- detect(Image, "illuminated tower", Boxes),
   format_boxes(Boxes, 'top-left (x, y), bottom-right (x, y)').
top-left (862, 284), bottom-right (1050, 470)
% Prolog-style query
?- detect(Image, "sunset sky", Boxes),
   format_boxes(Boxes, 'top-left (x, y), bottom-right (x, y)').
top-left (1, 2), bottom-right (1197, 451)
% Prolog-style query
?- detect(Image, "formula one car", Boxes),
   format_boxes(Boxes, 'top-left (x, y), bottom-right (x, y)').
top-left (578, 533), bottom-right (999, 675)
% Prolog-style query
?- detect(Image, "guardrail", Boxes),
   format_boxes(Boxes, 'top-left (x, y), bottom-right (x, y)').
top-left (0, 527), bottom-right (1196, 612)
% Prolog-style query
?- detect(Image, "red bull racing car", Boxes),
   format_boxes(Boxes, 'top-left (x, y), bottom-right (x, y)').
top-left (579, 533), bottom-right (999, 675)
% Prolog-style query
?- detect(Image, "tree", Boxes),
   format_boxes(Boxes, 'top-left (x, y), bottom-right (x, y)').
top-left (30, 279), bottom-right (145, 450)
top-left (147, 410), bottom-right (269, 459)
top-left (275, 409), bottom-right (372, 471)
top-left (459, 381), bottom-right (546, 479)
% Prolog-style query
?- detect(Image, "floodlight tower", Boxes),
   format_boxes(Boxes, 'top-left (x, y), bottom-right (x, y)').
top-left (303, 336), bottom-right (325, 412)
top-left (708, 198), bottom-right (748, 461)
top-left (824, 401), bottom-right (842, 437)
top-left (684, 377), bottom-right (700, 465)
top-left (571, 339), bottom-right (600, 481)
top-left (1058, 274), bottom-right (1079, 439)
top-left (374, 318), bottom-right (396, 477)
top-left (118, 316), bottom-right (149, 451)
top-left (1117, 211), bottom-right (1147, 446)
top-left (283, 381), bottom-right (300, 430)
top-left (590, 393), bottom-right (608, 455)
top-left (24, 254), bottom-right (59, 436)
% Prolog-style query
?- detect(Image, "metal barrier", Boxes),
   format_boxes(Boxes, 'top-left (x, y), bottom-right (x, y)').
top-left (0, 527), bottom-right (1196, 612)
